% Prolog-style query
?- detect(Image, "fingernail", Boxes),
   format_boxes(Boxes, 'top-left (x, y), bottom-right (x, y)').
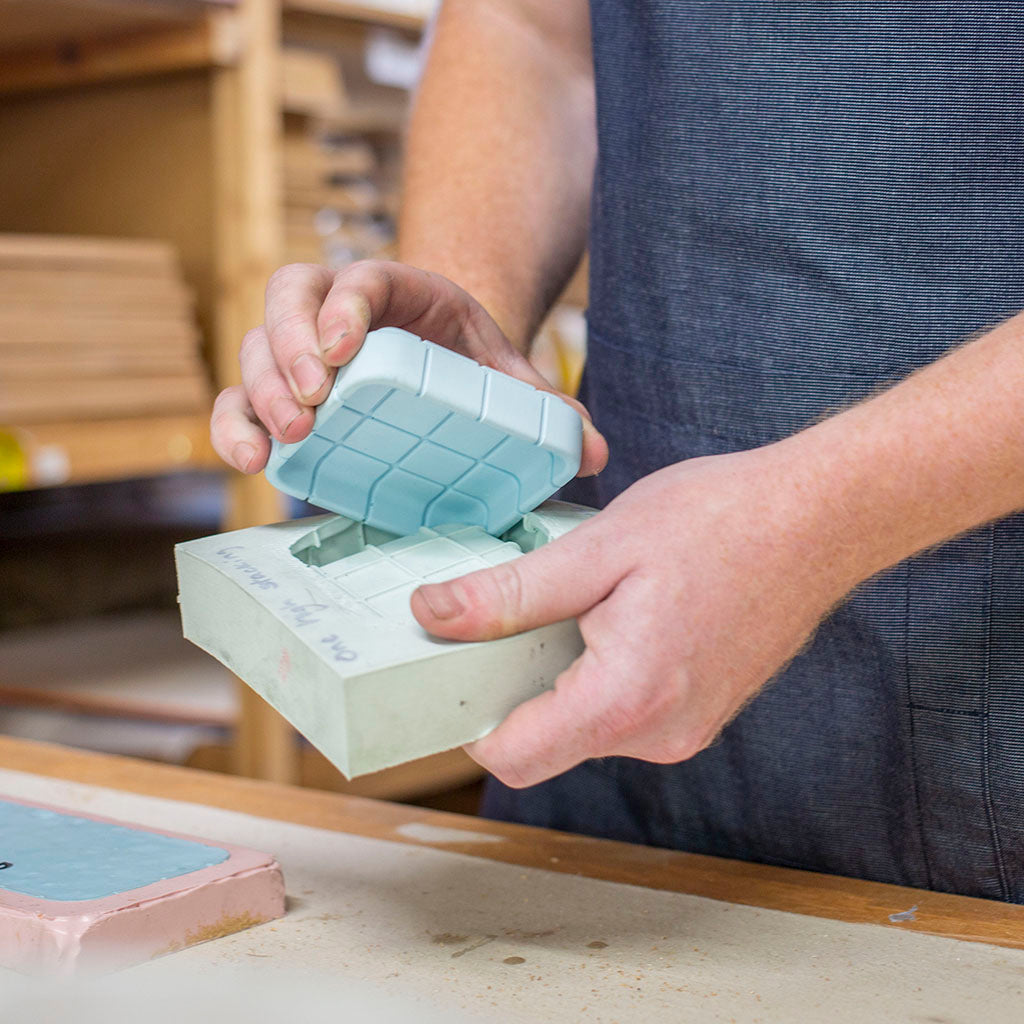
top-left (418, 584), bottom-right (464, 620)
top-left (270, 396), bottom-right (301, 438)
top-left (232, 442), bottom-right (256, 472)
top-left (320, 327), bottom-right (348, 359)
top-left (291, 353), bottom-right (327, 400)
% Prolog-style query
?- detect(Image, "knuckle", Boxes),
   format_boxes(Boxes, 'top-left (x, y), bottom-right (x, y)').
top-left (645, 716), bottom-right (718, 765)
top-left (266, 309), bottom-right (314, 349)
top-left (589, 698), bottom-right (647, 753)
top-left (661, 731), bottom-right (709, 764)
top-left (488, 562), bottom-right (526, 618)
top-left (336, 259), bottom-right (394, 302)
top-left (590, 681), bottom-right (679, 754)
top-left (209, 404), bottom-right (232, 433)
top-left (343, 257), bottom-right (387, 279)
top-left (455, 563), bottom-right (524, 634)
top-left (210, 385), bottom-right (239, 415)
top-left (479, 741), bottom-right (532, 789)
top-left (247, 365), bottom-right (284, 403)
top-left (267, 262), bottom-right (314, 291)
top-left (240, 327), bottom-right (265, 357)
top-left (341, 258), bottom-right (372, 277)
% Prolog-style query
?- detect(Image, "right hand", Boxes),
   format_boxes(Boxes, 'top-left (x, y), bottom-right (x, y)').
top-left (209, 260), bottom-right (608, 477)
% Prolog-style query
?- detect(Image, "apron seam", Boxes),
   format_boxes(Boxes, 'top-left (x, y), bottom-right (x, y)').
top-left (907, 704), bottom-right (980, 717)
top-left (904, 559), bottom-right (936, 891)
top-left (981, 524), bottom-right (1011, 901)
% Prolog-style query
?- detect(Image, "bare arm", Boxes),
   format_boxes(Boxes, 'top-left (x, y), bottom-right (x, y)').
top-left (786, 311), bottom-right (1024, 590)
top-left (400, 0), bottom-right (596, 350)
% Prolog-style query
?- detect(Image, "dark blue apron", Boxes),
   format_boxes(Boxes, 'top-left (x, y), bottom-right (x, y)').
top-left (483, 2), bottom-right (1024, 902)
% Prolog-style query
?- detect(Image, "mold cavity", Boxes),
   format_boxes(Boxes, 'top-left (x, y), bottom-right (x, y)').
top-left (289, 516), bottom-right (399, 567)
top-left (289, 511), bottom-right (558, 570)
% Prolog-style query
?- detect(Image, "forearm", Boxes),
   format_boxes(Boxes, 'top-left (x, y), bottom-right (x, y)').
top-left (398, 0), bottom-right (595, 350)
top-left (776, 312), bottom-right (1024, 596)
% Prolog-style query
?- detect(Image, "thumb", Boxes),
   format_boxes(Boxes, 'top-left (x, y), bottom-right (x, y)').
top-left (410, 524), bottom-right (615, 641)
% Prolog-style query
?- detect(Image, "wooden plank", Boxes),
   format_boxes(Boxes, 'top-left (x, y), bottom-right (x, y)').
top-left (4, 354), bottom-right (201, 378)
top-left (0, 13), bottom-right (242, 98)
top-left (0, 298), bottom-right (191, 317)
top-left (284, 179), bottom-right (381, 213)
top-left (0, 0), bottom-right (206, 54)
top-left (0, 413), bottom-right (220, 487)
top-left (0, 611), bottom-right (235, 727)
top-left (283, 0), bottom-right (430, 33)
top-left (0, 317), bottom-right (197, 343)
top-left (211, 0), bottom-right (295, 786)
top-left (0, 232), bottom-right (178, 271)
top-left (0, 74), bottom-right (220, 348)
top-left (280, 44), bottom-right (344, 116)
top-left (282, 132), bottom-right (376, 181)
top-left (0, 0), bottom-right (196, 52)
top-left (0, 268), bottom-right (192, 298)
top-left (187, 742), bottom-right (483, 801)
top-left (0, 375), bottom-right (209, 422)
top-left (2, 734), bottom-right (1023, 952)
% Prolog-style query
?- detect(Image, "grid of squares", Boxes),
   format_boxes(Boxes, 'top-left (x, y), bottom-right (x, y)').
top-left (313, 524), bottom-right (522, 626)
top-left (301, 384), bottom-right (559, 537)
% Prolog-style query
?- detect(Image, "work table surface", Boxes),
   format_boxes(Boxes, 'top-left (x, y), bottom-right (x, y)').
top-left (1, 735), bottom-right (1023, 1022)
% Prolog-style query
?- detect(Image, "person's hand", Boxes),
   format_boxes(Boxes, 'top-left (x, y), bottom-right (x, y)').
top-left (210, 260), bottom-right (608, 477)
top-left (409, 443), bottom-right (857, 787)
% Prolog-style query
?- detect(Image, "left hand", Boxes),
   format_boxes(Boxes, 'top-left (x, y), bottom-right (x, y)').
top-left (410, 444), bottom-right (856, 787)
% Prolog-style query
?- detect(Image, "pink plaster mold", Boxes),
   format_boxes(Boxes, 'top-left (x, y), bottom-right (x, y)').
top-left (0, 796), bottom-right (285, 976)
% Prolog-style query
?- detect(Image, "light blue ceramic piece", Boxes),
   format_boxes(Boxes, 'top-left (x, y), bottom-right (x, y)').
top-left (0, 800), bottom-right (228, 902)
top-left (266, 328), bottom-right (583, 537)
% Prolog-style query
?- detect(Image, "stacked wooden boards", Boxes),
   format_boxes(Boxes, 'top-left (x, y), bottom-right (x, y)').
top-left (282, 118), bottom-right (395, 268)
top-left (0, 233), bottom-right (209, 423)
top-left (280, 42), bottom-right (405, 268)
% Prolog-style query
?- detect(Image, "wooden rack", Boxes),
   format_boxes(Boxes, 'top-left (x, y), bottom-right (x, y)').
top-left (0, 0), bottom-right (440, 787)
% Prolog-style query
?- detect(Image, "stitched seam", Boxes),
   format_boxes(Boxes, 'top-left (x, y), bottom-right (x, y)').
top-left (981, 524), bottom-right (1010, 901)
top-left (907, 704), bottom-right (981, 718)
top-left (904, 559), bottom-right (935, 890)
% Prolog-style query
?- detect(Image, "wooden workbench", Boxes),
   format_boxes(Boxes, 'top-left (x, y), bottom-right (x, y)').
top-left (2, 735), bottom-right (1023, 1021)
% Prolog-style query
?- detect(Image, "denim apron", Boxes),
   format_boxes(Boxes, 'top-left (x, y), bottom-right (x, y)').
top-left (483, 2), bottom-right (1024, 902)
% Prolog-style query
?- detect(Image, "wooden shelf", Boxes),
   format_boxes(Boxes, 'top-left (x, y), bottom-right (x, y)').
top-left (0, 0), bottom-right (212, 54)
top-left (283, 0), bottom-right (431, 33)
top-left (0, 610), bottom-right (235, 726)
top-left (1, 413), bottom-right (221, 490)
top-left (0, 3), bottom-right (241, 98)
top-left (0, 0), bottom-right (432, 788)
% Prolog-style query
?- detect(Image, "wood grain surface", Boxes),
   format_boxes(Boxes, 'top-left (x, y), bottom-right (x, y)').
top-left (1, 735), bottom-right (1022, 950)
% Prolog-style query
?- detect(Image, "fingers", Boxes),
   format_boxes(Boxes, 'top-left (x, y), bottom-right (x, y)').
top-left (316, 260), bottom-right (445, 365)
top-left (239, 325), bottom-right (315, 444)
top-left (466, 636), bottom-right (641, 787)
top-left (210, 386), bottom-right (271, 473)
top-left (264, 263), bottom-right (337, 405)
top-left (466, 579), bottom-right (703, 788)
top-left (454, 303), bottom-right (608, 476)
top-left (466, 336), bottom-right (609, 478)
top-left (411, 519), bottom-right (619, 641)
top-left (576, 413), bottom-right (609, 477)
top-left (466, 649), bottom-right (600, 787)
top-left (259, 258), bottom-right (608, 476)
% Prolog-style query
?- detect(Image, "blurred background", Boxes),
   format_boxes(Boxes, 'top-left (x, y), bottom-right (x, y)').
top-left (0, 0), bottom-right (586, 811)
